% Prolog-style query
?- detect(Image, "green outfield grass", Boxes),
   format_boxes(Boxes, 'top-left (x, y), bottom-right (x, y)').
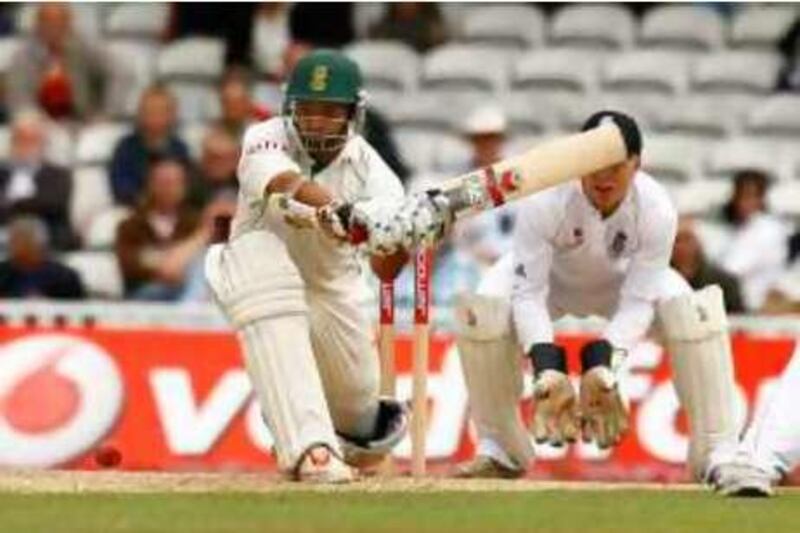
top-left (0, 490), bottom-right (799, 533)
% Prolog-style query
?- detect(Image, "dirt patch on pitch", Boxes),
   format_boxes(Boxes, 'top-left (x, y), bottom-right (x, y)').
top-left (0, 470), bottom-right (711, 494)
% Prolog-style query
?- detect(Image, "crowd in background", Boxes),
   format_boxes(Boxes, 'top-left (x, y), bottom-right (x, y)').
top-left (1, 2), bottom-right (800, 318)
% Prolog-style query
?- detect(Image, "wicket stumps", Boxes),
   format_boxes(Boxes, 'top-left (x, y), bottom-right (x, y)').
top-left (411, 247), bottom-right (432, 478)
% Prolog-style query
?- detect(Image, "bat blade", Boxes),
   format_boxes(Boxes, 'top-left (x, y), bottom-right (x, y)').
top-left (441, 123), bottom-right (628, 220)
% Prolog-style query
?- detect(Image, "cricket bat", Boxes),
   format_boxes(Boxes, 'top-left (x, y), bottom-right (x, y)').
top-left (270, 123), bottom-right (628, 241)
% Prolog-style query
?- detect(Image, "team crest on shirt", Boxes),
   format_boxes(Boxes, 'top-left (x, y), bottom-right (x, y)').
top-left (609, 231), bottom-right (628, 259)
top-left (309, 65), bottom-right (329, 92)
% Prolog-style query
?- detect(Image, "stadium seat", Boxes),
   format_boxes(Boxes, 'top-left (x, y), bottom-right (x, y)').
top-left (691, 51), bottom-right (783, 96)
top-left (105, 3), bottom-right (169, 39)
top-left (706, 138), bottom-right (788, 181)
top-left (555, 94), bottom-right (661, 133)
top-left (45, 125), bottom-right (75, 168)
top-left (499, 93), bottom-right (558, 136)
top-left (744, 95), bottom-right (800, 138)
top-left (768, 182), bottom-right (800, 217)
top-left (83, 206), bottom-right (132, 249)
top-left (642, 134), bottom-right (705, 183)
top-left (421, 44), bottom-right (517, 95)
top-left (61, 251), bottom-right (124, 298)
top-left (730, 5), bottom-right (799, 51)
top-left (74, 123), bottom-right (129, 166)
top-left (180, 123), bottom-right (210, 161)
top-left (649, 96), bottom-right (736, 139)
top-left (0, 37), bottom-right (20, 73)
top-left (461, 5), bottom-right (546, 50)
top-left (602, 51), bottom-right (689, 95)
top-left (671, 179), bottom-right (732, 217)
top-left (0, 127), bottom-right (8, 160)
top-left (393, 129), bottom-right (471, 175)
top-left (107, 41), bottom-right (158, 118)
top-left (70, 166), bottom-right (114, 239)
top-left (512, 49), bottom-right (598, 95)
top-left (15, 3), bottom-right (104, 40)
top-left (640, 5), bottom-right (726, 52)
top-left (157, 38), bottom-right (224, 122)
top-left (157, 37), bottom-right (225, 80)
top-left (345, 41), bottom-right (419, 93)
top-left (168, 82), bottom-right (220, 124)
top-left (507, 134), bottom-right (546, 158)
top-left (549, 5), bottom-right (636, 50)
top-left (693, 218), bottom-right (733, 260)
top-left (384, 93), bottom-right (470, 132)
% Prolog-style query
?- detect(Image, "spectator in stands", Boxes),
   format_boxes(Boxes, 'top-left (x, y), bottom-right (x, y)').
top-left (116, 158), bottom-right (224, 301)
top-left (369, 3), bottom-right (447, 53)
top-left (215, 73), bottom-right (270, 142)
top-left (671, 215), bottom-right (744, 313)
top-left (7, 3), bottom-right (128, 121)
top-left (0, 111), bottom-right (76, 251)
top-left (776, 18), bottom-right (800, 91)
top-left (252, 3), bottom-right (291, 79)
top-left (718, 169), bottom-right (789, 312)
top-left (0, 216), bottom-right (85, 299)
top-left (109, 85), bottom-right (190, 207)
top-left (187, 128), bottom-right (239, 209)
top-left (168, 3), bottom-right (256, 68)
top-left (289, 3), bottom-right (355, 48)
top-left (451, 105), bottom-right (514, 263)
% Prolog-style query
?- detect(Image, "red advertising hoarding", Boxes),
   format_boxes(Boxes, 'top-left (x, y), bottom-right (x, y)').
top-left (0, 326), bottom-right (796, 483)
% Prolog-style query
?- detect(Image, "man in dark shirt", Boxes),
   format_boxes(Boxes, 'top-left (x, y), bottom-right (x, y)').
top-left (0, 216), bottom-right (85, 299)
top-left (0, 110), bottom-right (76, 250)
top-left (109, 85), bottom-right (190, 206)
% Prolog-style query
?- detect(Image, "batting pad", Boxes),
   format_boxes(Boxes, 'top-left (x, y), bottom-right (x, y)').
top-left (454, 293), bottom-right (534, 467)
top-left (658, 285), bottom-right (739, 481)
top-left (206, 232), bottom-right (341, 471)
top-left (306, 292), bottom-right (380, 440)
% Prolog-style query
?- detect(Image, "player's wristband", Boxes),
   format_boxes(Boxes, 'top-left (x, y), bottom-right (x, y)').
top-left (580, 339), bottom-right (614, 373)
top-left (528, 342), bottom-right (567, 377)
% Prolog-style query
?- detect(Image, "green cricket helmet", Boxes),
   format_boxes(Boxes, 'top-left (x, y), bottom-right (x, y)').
top-left (284, 49), bottom-right (367, 159)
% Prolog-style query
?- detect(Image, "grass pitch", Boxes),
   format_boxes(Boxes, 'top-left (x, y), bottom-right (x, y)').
top-left (0, 472), bottom-right (798, 533)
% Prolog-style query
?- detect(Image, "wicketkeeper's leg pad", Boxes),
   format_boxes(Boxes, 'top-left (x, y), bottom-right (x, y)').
top-left (455, 292), bottom-right (534, 468)
top-left (657, 285), bottom-right (740, 482)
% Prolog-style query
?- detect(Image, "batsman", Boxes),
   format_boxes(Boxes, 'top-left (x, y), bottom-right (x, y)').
top-left (453, 111), bottom-right (740, 485)
top-left (204, 50), bottom-right (415, 482)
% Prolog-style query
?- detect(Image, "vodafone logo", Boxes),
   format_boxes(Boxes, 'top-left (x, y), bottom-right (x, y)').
top-left (0, 334), bottom-right (123, 467)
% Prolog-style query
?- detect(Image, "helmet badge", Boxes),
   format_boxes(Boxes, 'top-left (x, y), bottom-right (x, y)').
top-left (309, 65), bottom-right (330, 92)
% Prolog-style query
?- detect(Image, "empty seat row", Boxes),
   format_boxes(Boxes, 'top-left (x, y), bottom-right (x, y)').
top-left (349, 42), bottom-right (786, 99)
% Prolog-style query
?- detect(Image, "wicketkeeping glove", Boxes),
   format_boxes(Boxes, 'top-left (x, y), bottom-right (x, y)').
top-left (578, 340), bottom-right (629, 449)
top-left (528, 343), bottom-right (579, 447)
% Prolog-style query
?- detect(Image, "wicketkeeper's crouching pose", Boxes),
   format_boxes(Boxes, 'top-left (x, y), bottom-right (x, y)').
top-left (204, 51), bottom-right (422, 482)
top-left (454, 111), bottom-right (740, 486)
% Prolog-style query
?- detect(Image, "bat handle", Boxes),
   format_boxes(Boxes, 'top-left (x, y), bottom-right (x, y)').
top-left (411, 247), bottom-right (432, 478)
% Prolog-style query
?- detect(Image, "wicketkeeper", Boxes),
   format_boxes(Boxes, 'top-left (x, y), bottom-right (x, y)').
top-left (452, 111), bottom-right (740, 484)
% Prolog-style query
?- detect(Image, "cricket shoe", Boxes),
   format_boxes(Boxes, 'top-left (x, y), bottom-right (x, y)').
top-left (293, 444), bottom-right (355, 484)
top-left (453, 455), bottom-right (525, 480)
top-left (710, 462), bottom-right (775, 498)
